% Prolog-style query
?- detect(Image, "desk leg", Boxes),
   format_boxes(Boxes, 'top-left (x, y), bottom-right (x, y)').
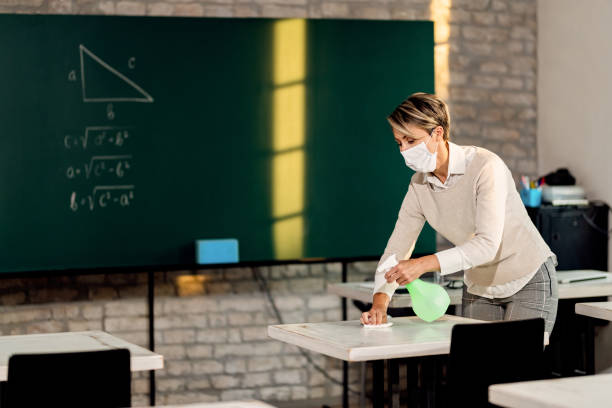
top-left (343, 360), bottom-right (348, 408)
top-left (341, 262), bottom-right (348, 408)
top-left (0, 381), bottom-right (6, 407)
top-left (387, 359), bottom-right (400, 408)
top-left (423, 356), bottom-right (442, 408)
top-left (436, 355), bottom-right (449, 408)
top-left (585, 317), bottom-right (595, 375)
top-left (359, 362), bottom-right (367, 408)
top-left (405, 357), bottom-right (419, 408)
top-left (372, 360), bottom-right (385, 408)
top-left (147, 271), bottom-right (156, 406)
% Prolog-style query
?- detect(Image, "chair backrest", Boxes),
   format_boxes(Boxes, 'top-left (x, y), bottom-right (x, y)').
top-left (447, 318), bottom-right (545, 407)
top-left (6, 348), bottom-right (131, 408)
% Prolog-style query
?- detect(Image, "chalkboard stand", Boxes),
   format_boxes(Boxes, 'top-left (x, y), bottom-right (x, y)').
top-left (147, 271), bottom-right (156, 406)
top-left (341, 261), bottom-right (349, 408)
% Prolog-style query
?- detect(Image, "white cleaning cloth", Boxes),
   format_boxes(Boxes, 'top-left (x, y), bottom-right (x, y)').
top-left (362, 322), bottom-right (393, 329)
top-left (373, 253), bottom-right (401, 296)
top-left (361, 315), bottom-right (393, 328)
top-left (376, 254), bottom-right (399, 274)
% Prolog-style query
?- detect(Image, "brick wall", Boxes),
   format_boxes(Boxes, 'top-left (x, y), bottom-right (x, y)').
top-left (0, 0), bottom-right (537, 405)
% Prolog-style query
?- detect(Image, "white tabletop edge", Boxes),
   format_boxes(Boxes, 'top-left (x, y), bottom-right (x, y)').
top-left (488, 374), bottom-right (612, 408)
top-left (575, 302), bottom-right (612, 321)
top-left (348, 340), bottom-right (450, 361)
top-left (131, 354), bottom-right (165, 371)
top-left (135, 399), bottom-right (277, 408)
top-left (267, 325), bottom-right (349, 361)
top-left (0, 331), bottom-right (164, 381)
top-left (488, 386), bottom-right (550, 408)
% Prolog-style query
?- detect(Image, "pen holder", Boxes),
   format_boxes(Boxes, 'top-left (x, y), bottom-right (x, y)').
top-left (520, 188), bottom-right (542, 207)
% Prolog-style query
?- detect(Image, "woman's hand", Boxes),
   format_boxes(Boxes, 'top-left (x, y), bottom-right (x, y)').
top-left (384, 255), bottom-right (440, 286)
top-left (360, 305), bottom-right (388, 325)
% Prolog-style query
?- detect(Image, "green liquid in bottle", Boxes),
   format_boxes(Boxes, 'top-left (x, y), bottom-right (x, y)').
top-left (405, 279), bottom-right (450, 322)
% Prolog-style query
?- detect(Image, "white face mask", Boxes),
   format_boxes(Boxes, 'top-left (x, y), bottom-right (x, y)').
top-left (400, 131), bottom-right (438, 173)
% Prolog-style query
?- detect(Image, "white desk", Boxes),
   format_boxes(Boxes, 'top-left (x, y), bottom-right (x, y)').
top-left (269, 315), bottom-right (483, 408)
top-left (557, 274), bottom-right (612, 299)
top-left (137, 400), bottom-right (276, 408)
top-left (575, 301), bottom-right (612, 321)
top-left (327, 281), bottom-right (463, 308)
top-left (268, 315), bottom-right (482, 362)
top-left (0, 330), bottom-right (163, 381)
top-left (489, 373), bottom-right (612, 408)
top-left (328, 273), bottom-right (612, 306)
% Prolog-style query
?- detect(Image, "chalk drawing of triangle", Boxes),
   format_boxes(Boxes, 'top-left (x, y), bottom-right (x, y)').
top-left (80, 45), bottom-right (154, 103)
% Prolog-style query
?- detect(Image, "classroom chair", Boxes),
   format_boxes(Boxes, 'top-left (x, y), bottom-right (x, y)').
top-left (4, 348), bottom-right (131, 408)
top-left (446, 318), bottom-right (546, 408)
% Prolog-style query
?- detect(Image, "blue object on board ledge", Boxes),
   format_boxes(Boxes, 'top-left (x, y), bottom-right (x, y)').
top-left (520, 188), bottom-right (542, 208)
top-left (196, 239), bottom-right (239, 264)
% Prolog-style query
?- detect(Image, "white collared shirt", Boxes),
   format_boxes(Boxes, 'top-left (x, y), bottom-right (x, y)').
top-left (432, 142), bottom-right (539, 298)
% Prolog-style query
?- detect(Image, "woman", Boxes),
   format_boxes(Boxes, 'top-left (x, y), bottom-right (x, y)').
top-left (360, 92), bottom-right (558, 336)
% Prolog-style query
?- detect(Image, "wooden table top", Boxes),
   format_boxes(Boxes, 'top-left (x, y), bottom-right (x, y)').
top-left (489, 373), bottom-right (612, 408)
top-left (268, 315), bottom-right (483, 362)
top-left (575, 301), bottom-right (612, 321)
top-left (0, 330), bottom-right (163, 381)
top-left (136, 400), bottom-right (276, 408)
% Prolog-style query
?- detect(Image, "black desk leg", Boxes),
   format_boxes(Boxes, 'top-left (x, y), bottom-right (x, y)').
top-left (423, 356), bottom-right (439, 408)
top-left (341, 262), bottom-right (348, 408)
top-left (405, 357), bottom-right (419, 407)
top-left (343, 360), bottom-right (348, 408)
top-left (147, 271), bottom-right (156, 406)
top-left (435, 355), bottom-right (448, 408)
top-left (0, 381), bottom-right (6, 407)
top-left (372, 360), bottom-right (385, 408)
top-left (585, 317), bottom-right (595, 375)
top-left (387, 359), bottom-right (400, 408)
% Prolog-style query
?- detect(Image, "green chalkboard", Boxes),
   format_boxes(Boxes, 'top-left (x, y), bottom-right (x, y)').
top-left (0, 14), bottom-right (435, 272)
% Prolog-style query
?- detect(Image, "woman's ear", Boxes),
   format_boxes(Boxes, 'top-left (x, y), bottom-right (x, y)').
top-left (432, 125), bottom-right (444, 142)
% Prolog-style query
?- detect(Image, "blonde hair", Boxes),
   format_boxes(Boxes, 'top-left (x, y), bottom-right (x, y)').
top-left (387, 92), bottom-right (451, 141)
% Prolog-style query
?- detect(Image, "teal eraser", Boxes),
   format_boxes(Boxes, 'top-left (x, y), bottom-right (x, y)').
top-left (196, 239), bottom-right (239, 264)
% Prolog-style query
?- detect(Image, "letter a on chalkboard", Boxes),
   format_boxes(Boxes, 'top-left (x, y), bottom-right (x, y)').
top-left (79, 45), bottom-right (154, 103)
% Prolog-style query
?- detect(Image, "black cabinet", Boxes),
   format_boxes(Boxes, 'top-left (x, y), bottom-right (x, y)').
top-left (526, 202), bottom-right (609, 271)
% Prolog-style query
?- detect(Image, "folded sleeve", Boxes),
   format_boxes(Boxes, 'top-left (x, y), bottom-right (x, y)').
top-left (373, 182), bottom-right (426, 300)
top-left (435, 246), bottom-right (474, 275)
top-left (451, 157), bottom-right (508, 268)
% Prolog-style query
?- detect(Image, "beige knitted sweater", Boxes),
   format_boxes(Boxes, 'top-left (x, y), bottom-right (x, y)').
top-left (374, 146), bottom-right (555, 299)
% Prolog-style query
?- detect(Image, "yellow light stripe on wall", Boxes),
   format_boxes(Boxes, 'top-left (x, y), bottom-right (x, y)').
top-left (272, 150), bottom-right (304, 218)
top-left (274, 19), bottom-right (306, 85)
top-left (272, 19), bottom-right (306, 259)
top-left (272, 216), bottom-right (304, 261)
top-left (430, 0), bottom-right (451, 100)
top-left (273, 84), bottom-right (305, 151)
